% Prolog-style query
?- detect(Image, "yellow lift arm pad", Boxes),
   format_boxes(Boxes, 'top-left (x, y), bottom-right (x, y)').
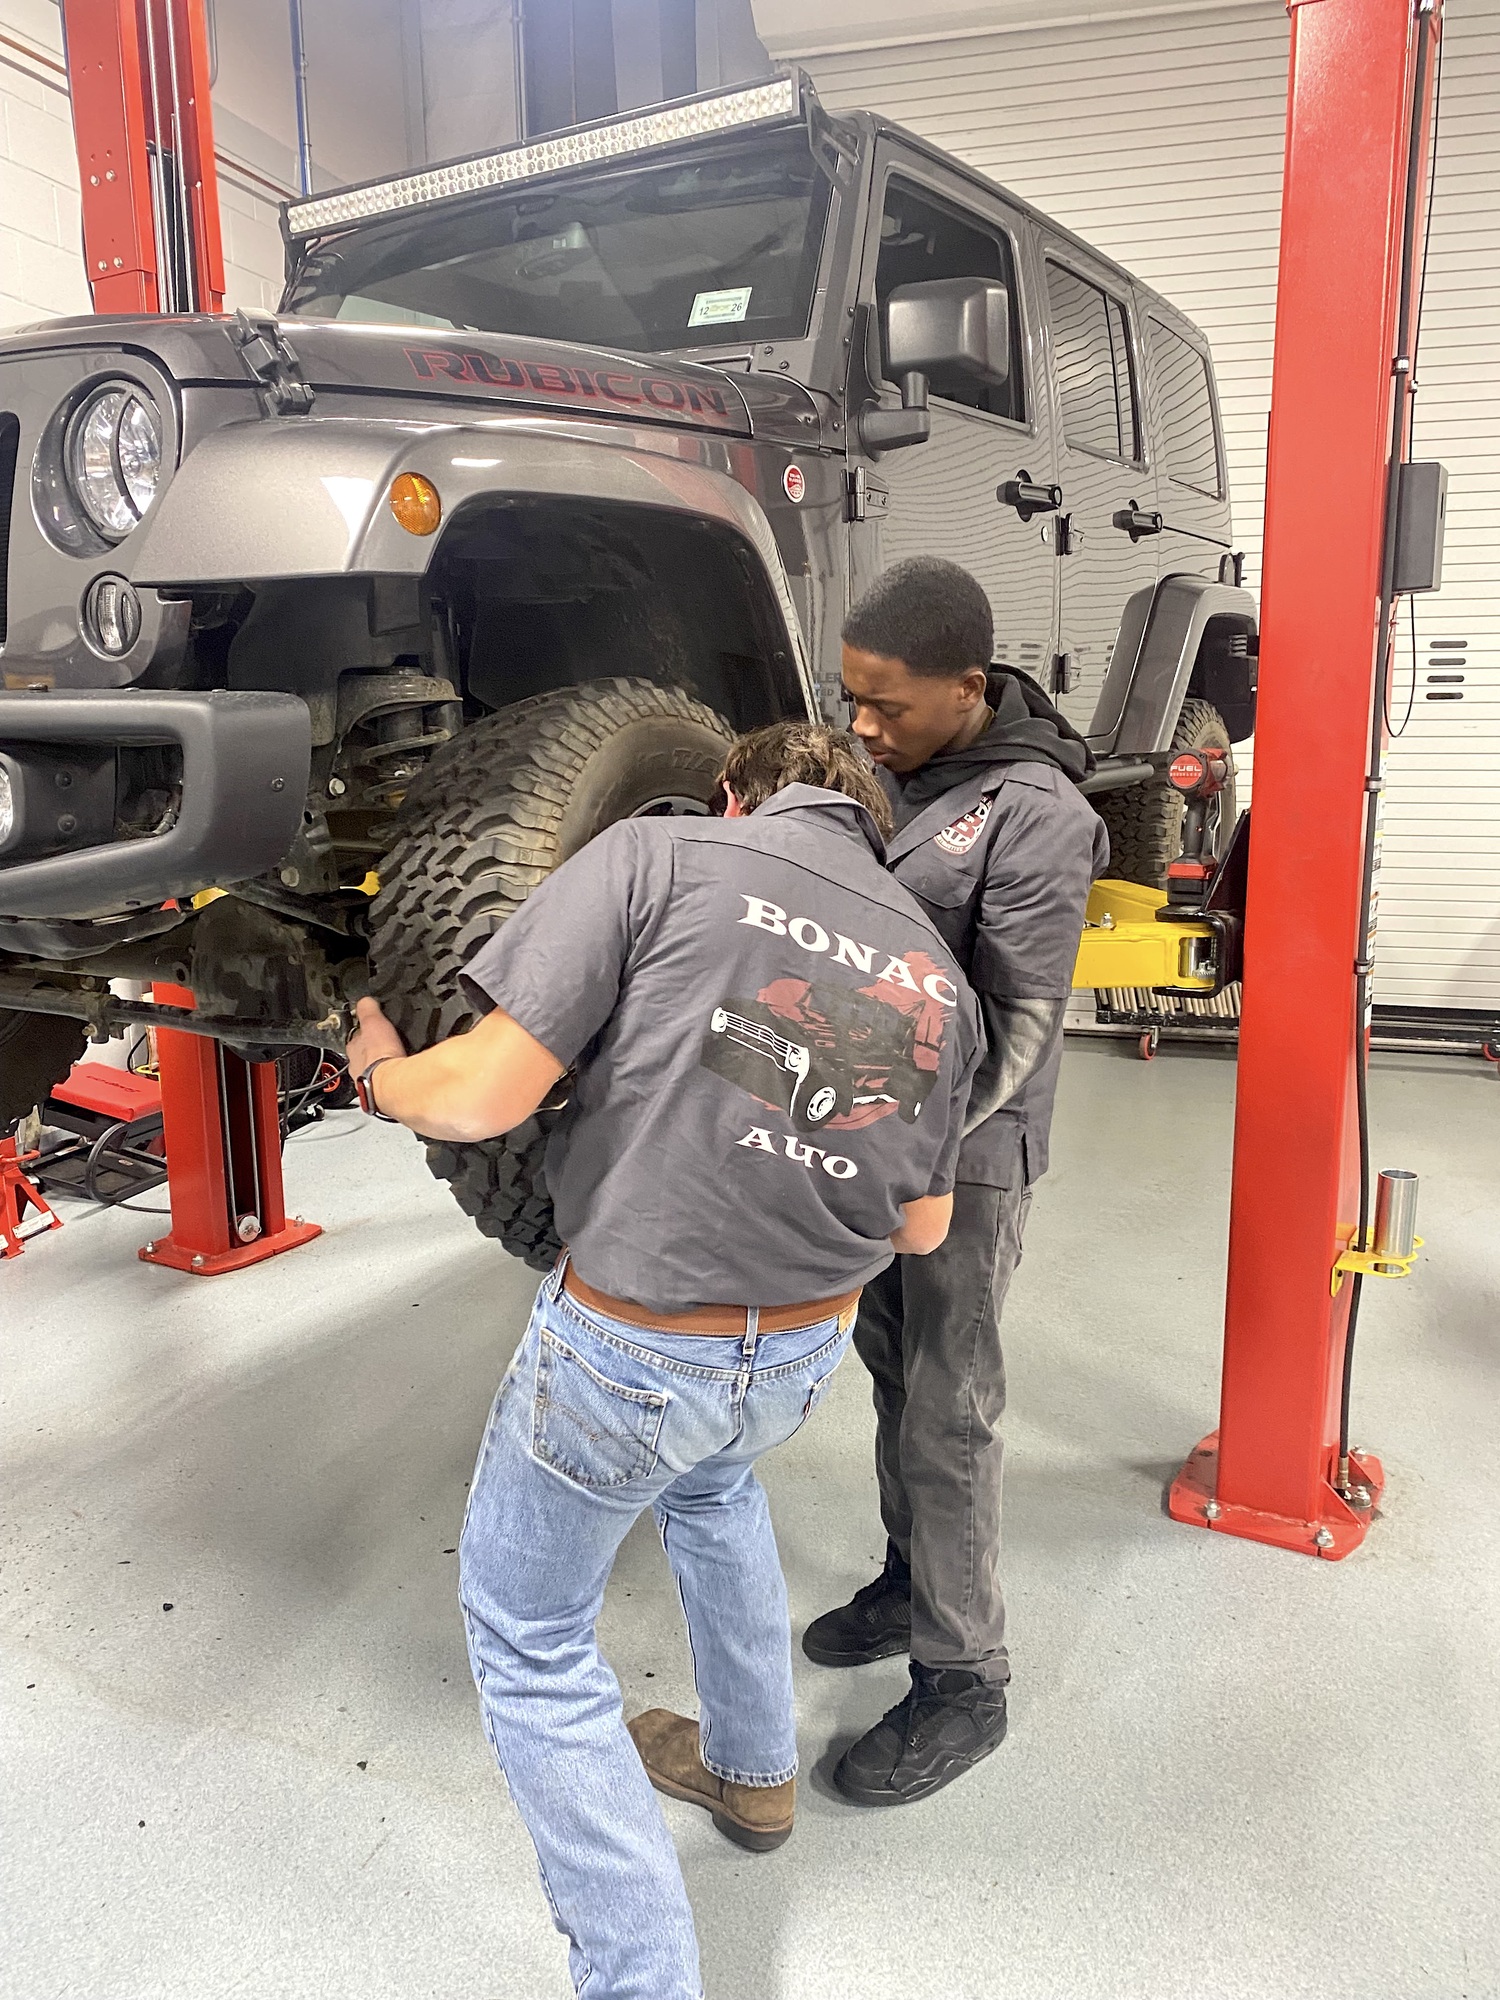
top-left (1073, 879), bottom-right (1218, 993)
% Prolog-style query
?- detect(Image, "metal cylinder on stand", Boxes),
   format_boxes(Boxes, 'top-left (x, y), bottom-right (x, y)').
top-left (1373, 1168), bottom-right (1419, 1268)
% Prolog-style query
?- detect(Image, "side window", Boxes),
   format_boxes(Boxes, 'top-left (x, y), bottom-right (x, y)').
top-left (1148, 317), bottom-right (1223, 497)
top-left (1045, 261), bottom-right (1140, 462)
top-left (874, 178), bottom-right (1025, 422)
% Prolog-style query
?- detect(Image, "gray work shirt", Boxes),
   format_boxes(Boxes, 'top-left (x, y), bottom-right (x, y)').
top-left (460, 785), bottom-right (982, 1315)
top-left (882, 763), bottom-right (1108, 1187)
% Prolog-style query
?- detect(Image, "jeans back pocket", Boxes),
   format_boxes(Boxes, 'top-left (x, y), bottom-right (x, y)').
top-left (532, 1329), bottom-right (669, 1490)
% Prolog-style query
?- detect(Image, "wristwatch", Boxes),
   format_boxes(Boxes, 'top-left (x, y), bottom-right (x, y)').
top-left (355, 1055), bottom-right (402, 1122)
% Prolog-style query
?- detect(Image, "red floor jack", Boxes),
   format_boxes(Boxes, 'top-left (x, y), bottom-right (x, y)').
top-left (1, 1136), bottom-right (63, 1259)
top-left (139, 985), bottom-right (321, 1276)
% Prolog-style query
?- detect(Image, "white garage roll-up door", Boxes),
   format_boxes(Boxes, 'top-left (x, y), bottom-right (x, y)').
top-left (796, 0), bottom-right (1500, 1014)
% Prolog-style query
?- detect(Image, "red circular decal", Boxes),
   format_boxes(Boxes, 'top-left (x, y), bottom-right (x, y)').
top-left (783, 464), bottom-right (805, 503)
top-left (1169, 752), bottom-right (1206, 790)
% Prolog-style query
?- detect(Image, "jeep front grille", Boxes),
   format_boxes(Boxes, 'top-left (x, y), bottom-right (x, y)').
top-left (0, 413), bottom-right (17, 649)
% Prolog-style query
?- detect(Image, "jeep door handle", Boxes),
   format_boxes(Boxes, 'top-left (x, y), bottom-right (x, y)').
top-left (998, 473), bottom-right (1062, 522)
top-left (1112, 502), bottom-right (1164, 541)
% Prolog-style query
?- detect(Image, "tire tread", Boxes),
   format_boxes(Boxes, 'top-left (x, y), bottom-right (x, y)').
top-left (369, 678), bottom-right (730, 1268)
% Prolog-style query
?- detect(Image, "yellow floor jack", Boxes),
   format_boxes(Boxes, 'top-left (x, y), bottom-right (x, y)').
top-left (1072, 747), bottom-right (1246, 1059)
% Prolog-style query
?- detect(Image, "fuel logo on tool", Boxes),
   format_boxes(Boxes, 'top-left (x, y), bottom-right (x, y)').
top-left (1169, 752), bottom-right (1207, 791)
top-left (783, 464), bottom-right (805, 503)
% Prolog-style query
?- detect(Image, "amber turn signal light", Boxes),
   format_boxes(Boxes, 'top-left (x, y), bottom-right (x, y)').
top-left (389, 471), bottom-right (441, 535)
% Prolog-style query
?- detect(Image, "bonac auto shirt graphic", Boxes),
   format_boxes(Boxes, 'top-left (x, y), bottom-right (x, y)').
top-left (699, 892), bottom-right (959, 1141)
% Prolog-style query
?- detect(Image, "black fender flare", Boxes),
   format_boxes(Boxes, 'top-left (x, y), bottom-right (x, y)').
top-left (1090, 573), bottom-right (1259, 755)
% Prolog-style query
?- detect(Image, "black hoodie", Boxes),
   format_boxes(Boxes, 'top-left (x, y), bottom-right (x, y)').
top-left (884, 668), bottom-right (1093, 832)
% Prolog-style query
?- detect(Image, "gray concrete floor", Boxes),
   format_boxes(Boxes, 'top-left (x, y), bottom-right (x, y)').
top-left (2, 1040), bottom-right (1497, 2000)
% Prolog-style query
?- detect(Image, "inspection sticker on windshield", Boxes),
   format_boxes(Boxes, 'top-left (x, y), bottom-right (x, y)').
top-left (689, 286), bottom-right (753, 327)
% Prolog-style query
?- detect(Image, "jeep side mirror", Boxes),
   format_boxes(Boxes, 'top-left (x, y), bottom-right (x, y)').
top-left (858, 277), bottom-right (1011, 456)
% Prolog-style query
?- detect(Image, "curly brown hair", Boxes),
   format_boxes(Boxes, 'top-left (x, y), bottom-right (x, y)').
top-left (720, 721), bottom-right (893, 837)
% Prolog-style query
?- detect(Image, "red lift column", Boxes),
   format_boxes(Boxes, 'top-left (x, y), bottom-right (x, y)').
top-left (1169, 0), bottom-right (1440, 1558)
top-left (63, 0), bottom-right (226, 314)
top-left (139, 987), bottom-right (321, 1276)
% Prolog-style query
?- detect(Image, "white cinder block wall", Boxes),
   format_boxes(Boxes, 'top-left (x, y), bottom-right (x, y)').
top-left (0, 4), bottom-right (90, 326)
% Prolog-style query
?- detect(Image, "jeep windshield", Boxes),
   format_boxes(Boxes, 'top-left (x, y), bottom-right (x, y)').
top-left (282, 132), bottom-right (830, 355)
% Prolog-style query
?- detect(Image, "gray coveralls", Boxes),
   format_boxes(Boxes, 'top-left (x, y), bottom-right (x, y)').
top-left (857, 757), bottom-right (1108, 1682)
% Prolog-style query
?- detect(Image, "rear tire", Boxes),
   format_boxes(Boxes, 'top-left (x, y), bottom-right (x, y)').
top-left (369, 678), bottom-right (732, 1268)
top-left (1094, 699), bottom-right (1238, 888)
top-left (0, 1009), bottom-right (86, 1130)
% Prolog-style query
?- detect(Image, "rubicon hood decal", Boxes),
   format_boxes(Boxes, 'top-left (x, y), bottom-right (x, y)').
top-left (275, 321), bottom-right (752, 435)
top-left (404, 344), bottom-right (747, 430)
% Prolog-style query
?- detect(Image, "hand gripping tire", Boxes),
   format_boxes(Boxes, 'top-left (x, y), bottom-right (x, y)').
top-left (1093, 698), bottom-right (1238, 889)
top-left (368, 678), bottom-right (733, 1268)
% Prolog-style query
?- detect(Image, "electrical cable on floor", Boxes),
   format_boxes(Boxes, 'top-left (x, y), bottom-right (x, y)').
top-left (54, 1181), bottom-right (173, 1223)
top-left (1339, 0), bottom-right (1442, 1493)
top-left (285, 1111), bottom-right (365, 1143)
top-left (279, 1056), bottom-right (353, 1144)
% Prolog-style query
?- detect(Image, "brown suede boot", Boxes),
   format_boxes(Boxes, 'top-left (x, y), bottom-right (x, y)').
top-left (627, 1709), bottom-right (795, 1853)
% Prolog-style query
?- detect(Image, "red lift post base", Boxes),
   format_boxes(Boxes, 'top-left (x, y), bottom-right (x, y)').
top-left (1169, 1433), bottom-right (1386, 1560)
top-left (1, 1136), bottom-right (63, 1258)
top-left (139, 987), bottom-right (320, 1277)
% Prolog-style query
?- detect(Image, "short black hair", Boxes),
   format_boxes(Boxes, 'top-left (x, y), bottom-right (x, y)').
top-left (841, 557), bottom-right (994, 679)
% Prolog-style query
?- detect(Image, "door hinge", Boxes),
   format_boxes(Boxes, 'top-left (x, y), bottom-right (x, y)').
top-left (846, 465), bottom-right (888, 523)
top-left (1052, 651), bottom-right (1077, 695)
top-left (1048, 513), bottom-right (1080, 555)
top-left (230, 310), bottom-right (316, 417)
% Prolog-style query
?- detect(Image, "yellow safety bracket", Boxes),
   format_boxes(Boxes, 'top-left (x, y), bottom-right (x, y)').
top-left (1072, 879), bottom-right (1217, 993)
top-left (1331, 1234), bottom-right (1424, 1296)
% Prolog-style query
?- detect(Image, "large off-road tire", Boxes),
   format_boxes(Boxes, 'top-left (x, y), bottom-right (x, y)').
top-left (0, 1008), bottom-right (86, 1130)
top-left (1094, 698), bottom-right (1239, 888)
top-left (369, 678), bottom-right (733, 1268)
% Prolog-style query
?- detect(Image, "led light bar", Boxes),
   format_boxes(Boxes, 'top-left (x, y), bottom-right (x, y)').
top-left (285, 75), bottom-right (802, 240)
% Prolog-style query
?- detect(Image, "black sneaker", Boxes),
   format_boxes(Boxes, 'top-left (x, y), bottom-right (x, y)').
top-left (802, 1547), bottom-right (911, 1667)
top-left (832, 1664), bottom-right (1008, 1806)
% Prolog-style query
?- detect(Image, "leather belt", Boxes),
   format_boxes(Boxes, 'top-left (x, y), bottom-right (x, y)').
top-left (563, 1264), bottom-right (862, 1338)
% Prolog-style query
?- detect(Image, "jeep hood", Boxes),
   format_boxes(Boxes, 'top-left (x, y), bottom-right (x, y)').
top-left (281, 318), bottom-right (761, 434)
top-left (0, 312), bottom-right (758, 438)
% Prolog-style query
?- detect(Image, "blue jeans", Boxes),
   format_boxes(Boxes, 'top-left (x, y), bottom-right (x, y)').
top-left (458, 1259), bottom-right (856, 2000)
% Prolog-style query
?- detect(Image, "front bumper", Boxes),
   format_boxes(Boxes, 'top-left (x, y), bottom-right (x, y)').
top-left (0, 689), bottom-right (310, 921)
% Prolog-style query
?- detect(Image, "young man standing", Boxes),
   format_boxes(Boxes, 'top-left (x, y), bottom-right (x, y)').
top-left (346, 722), bottom-right (980, 2000)
top-left (804, 556), bottom-right (1108, 1808)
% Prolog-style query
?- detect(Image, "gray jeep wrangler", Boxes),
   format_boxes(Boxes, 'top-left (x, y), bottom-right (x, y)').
top-left (0, 74), bottom-right (1256, 1264)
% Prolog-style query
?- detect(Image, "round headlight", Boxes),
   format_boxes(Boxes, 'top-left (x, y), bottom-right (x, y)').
top-left (63, 382), bottom-right (162, 542)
